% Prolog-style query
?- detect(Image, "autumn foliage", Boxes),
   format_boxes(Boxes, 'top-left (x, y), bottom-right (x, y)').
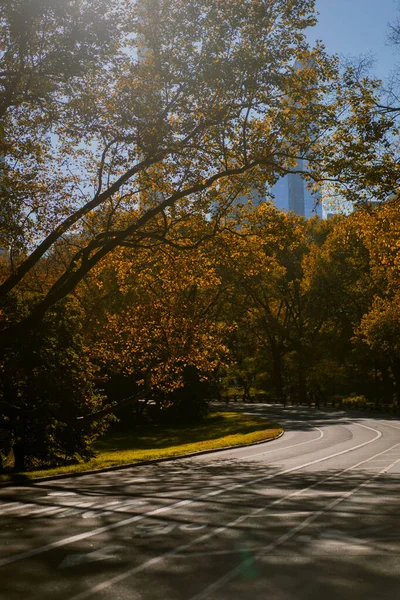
top-left (1, 1), bottom-right (400, 470)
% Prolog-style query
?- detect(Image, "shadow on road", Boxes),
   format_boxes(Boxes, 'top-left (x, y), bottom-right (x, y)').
top-left (0, 421), bottom-right (399, 600)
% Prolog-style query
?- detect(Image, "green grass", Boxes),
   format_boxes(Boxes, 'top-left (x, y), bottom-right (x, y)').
top-left (0, 412), bottom-right (282, 484)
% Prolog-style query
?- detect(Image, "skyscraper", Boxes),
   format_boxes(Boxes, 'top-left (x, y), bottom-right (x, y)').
top-left (233, 168), bottom-right (323, 219)
top-left (270, 159), bottom-right (322, 219)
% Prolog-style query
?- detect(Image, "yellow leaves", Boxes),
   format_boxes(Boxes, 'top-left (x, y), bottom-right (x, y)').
top-left (357, 292), bottom-right (400, 355)
top-left (85, 218), bottom-right (231, 394)
top-left (354, 203), bottom-right (400, 285)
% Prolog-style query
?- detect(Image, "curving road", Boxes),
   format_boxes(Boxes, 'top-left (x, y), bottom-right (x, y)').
top-left (0, 405), bottom-right (399, 600)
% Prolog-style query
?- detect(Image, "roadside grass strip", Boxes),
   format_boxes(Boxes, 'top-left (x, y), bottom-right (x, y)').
top-left (0, 412), bottom-right (282, 483)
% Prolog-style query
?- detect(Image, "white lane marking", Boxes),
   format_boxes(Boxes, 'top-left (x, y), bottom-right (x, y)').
top-left (55, 509), bottom-right (81, 519)
top-left (27, 502), bottom-right (95, 519)
top-left (66, 434), bottom-right (397, 600)
top-left (135, 523), bottom-right (175, 537)
top-left (187, 455), bottom-right (400, 600)
top-left (0, 498), bottom-right (84, 518)
top-left (59, 546), bottom-right (122, 569)
top-left (337, 441), bottom-right (400, 469)
top-left (180, 524), bottom-right (207, 532)
top-left (0, 421), bottom-right (382, 569)
top-left (318, 525), bottom-right (400, 544)
top-left (81, 499), bottom-right (147, 520)
top-left (239, 427), bottom-right (324, 459)
top-left (0, 495), bottom-right (148, 521)
top-left (367, 459), bottom-right (397, 462)
top-left (0, 428), bottom-right (317, 518)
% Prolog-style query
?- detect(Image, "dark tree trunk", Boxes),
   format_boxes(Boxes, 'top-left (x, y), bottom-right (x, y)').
top-left (242, 383), bottom-right (252, 402)
top-left (13, 444), bottom-right (26, 472)
top-left (269, 337), bottom-right (284, 402)
top-left (382, 366), bottom-right (394, 404)
top-left (272, 353), bottom-right (284, 401)
top-left (297, 353), bottom-right (307, 405)
top-left (391, 359), bottom-right (400, 404)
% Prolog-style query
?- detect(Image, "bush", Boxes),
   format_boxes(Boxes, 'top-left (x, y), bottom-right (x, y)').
top-left (341, 394), bottom-right (370, 410)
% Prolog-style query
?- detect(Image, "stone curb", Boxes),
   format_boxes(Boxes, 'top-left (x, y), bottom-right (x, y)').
top-left (0, 429), bottom-right (284, 488)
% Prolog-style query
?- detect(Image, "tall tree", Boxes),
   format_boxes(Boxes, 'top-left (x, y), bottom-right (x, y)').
top-left (0, 0), bottom-right (124, 253)
top-left (217, 204), bottom-right (331, 403)
top-left (85, 217), bottom-right (230, 407)
top-left (0, 0), bottom-right (348, 344)
top-left (355, 203), bottom-right (400, 401)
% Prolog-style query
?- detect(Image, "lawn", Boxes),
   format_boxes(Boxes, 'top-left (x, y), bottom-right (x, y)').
top-left (0, 411), bottom-right (282, 484)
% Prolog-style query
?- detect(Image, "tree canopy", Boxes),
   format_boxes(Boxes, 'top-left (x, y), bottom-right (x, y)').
top-left (0, 0), bottom-right (383, 339)
top-left (1, 0), bottom-right (400, 472)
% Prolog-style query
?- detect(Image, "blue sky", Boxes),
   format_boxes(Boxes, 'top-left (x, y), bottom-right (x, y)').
top-left (308, 0), bottom-right (399, 80)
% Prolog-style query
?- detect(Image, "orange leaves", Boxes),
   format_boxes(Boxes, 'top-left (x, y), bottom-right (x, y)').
top-left (85, 220), bottom-right (230, 394)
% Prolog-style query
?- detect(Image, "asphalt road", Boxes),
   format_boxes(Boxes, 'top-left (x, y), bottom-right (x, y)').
top-left (0, 405), bottom-right (399, 600)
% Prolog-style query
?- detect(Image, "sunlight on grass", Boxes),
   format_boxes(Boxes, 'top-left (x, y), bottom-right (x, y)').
top-left (0, 412), bottom-right (282, 483)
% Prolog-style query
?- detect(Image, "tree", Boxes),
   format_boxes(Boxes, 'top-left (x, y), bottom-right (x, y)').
top-left (81, 217), bottom-right (230, 419)
top-left (0, 0), bottom-right (122, 116)
top-left (0, 297), bottom-right (108, 471)
top-left (354, 202), bottom-right (400, 402)
top-left (2, 1), bottom-right (398, 463)
top-left (215, 203), bottom-right (331, 403)
top-left (300, 214), bottom-right (371, 400)
top-left (317, 5), bottom-right (400, 205)
top-left (0, 0), bottom-right (125, 254)
top-left (219, 204), bottom-right (298, 400)
top-left (381, 2), bottom-right (400, 111)
top-left (2, 0), bottom-right (347, 462)
top-left (303, 203), bottom-right (400, 405)
top-left (0, 0), bottom-right (346, 346)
